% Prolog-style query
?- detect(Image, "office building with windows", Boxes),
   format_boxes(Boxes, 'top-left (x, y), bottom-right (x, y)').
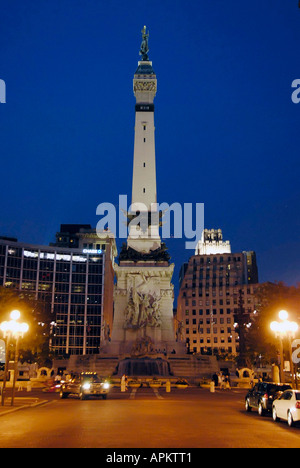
top-left (176, 229), bottom-right (259, 356)
top-left (0, 226), bottom-right (117, 356)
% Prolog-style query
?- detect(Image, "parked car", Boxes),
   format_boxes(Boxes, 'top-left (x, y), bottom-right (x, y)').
top-left (272, 390), bottom-right (300, 427)
top-left (60, 372), bottom-right (110, 400)
top-left (245, 382), bottom-right (292, 416)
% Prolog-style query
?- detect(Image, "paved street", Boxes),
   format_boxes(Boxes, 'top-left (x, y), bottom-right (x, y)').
top-left (0, 386), bottom-right (300, 448)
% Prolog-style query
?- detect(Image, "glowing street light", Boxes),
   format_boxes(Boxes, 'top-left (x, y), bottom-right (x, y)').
top-left (0, 310), bottom-right (29, 406)
top-left (270, 310), bottom-right (299, 387)
top-left (279, 309), bottom-right (288, 321)
top-left (10, 310), bottom-right (21, 321)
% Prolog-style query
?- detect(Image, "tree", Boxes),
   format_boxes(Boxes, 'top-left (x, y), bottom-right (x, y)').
top-left (0, 287), bottom-right (52, 365)
top-left (246, 282), bottom-right (300, 368)
top-left (234, 289), bottom-right (252, 368)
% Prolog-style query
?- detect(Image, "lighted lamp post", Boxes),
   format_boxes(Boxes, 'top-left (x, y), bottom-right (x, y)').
top-left (270, 310), bottom-right (298, 388)
top-left (0, 310), bottom-right (29, 406)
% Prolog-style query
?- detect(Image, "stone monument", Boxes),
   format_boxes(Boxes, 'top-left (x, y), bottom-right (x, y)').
top-left (108, 27), bottom-right (185, 357)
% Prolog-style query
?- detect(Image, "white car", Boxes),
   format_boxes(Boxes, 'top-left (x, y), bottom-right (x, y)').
top-left (272, 390), bottom-right (300, 427)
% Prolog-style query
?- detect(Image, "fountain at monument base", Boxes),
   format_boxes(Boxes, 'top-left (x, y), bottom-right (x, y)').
top-left (116, 357), bottom-right (172, 377)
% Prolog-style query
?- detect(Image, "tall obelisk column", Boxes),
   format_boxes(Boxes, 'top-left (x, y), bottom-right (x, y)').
top-left (128, 26), bottom-right (161, 253)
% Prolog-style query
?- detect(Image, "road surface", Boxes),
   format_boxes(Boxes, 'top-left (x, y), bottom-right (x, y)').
top-left (0, 386), bottom-right (299, 448)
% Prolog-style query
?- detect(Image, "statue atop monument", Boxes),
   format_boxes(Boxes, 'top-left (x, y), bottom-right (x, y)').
top-left (139, 25), bottom-right (149, 61)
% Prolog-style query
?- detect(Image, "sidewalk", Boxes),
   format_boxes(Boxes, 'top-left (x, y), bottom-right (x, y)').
top-left (0, 394), bottom-right (48, 417)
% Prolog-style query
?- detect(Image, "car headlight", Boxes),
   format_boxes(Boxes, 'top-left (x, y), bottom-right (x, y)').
top-left (82, 382), bottom-right (91, 390)
top-left (103, 383), bottom-right (110, 390)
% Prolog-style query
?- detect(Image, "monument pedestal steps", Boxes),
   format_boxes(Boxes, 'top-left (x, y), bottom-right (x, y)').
top-left (54, 354), bottom-right (219, 383)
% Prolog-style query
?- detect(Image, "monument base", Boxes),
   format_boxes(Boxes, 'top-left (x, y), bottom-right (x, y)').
top-left (116, 357), bottom-right (172, 377)
top-left (110, 247), bottom-right (180, 354)
top-left (103, 333), bottom-right (186, 356)
top-left (52, 353), bottom-right (219, 383)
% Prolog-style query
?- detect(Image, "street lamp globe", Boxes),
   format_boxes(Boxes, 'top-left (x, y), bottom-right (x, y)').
top-left (10, 310), bottom-right (21, 321)
top-left (270, 321), bottom-right (280, 333)
top-left (279, 310), bottom-right (289, 321)
top-left (289, 321), bottom-right (299, 333)
top-left (20, 322), bottom-right (29, 334)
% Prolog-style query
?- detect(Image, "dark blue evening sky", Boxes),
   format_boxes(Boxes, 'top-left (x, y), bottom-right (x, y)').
top-left (0, 0), bottom-right (300, 296)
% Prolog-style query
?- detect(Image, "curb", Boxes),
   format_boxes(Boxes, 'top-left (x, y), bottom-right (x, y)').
top-left (0, 399), bottom-right (49, 417)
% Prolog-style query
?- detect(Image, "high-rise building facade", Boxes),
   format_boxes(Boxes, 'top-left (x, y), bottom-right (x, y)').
top-left (177, 229), bottom-right (259, 356)
top-left (0, 227), bottom-right (117, 356)
top-left (50, 224), bottom-right (93, 249)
